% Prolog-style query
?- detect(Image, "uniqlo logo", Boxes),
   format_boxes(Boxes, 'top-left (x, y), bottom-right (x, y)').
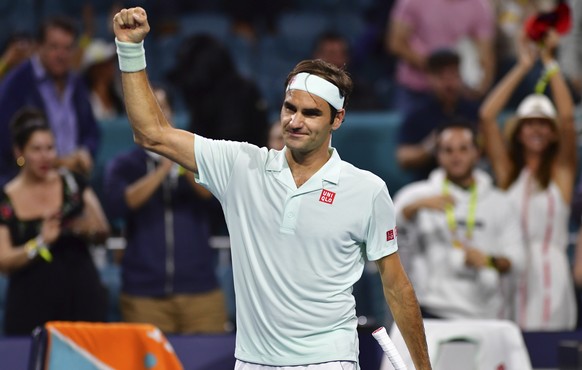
top-left (319, 189), bottom-right (336, 204)
top-left (386, 229), bottom-right (395, 241)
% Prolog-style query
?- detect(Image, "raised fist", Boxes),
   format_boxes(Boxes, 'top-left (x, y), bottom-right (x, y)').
top-left (113, 7), bottom-right (150, 43)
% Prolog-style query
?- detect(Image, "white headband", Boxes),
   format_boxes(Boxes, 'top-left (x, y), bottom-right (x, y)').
top-left (286, 72), bottom-right (345, 110)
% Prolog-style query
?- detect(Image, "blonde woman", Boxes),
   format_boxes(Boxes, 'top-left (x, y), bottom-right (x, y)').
top-left (479, 30), bottom-right (577, 330)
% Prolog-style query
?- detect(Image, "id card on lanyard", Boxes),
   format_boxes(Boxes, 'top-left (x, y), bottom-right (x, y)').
top-left (443, 179), bottom-right (477, 249)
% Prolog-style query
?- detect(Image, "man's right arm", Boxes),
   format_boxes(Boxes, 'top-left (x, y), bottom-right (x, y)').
top-left (387, 20), bottom-right (426, 71)
top-left (114, 7), bottom-right (198, 173)
top-left (397, 144), bottom-right (433, 170)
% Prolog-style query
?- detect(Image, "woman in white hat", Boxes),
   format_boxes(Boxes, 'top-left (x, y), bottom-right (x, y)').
top-left (81, 39), bottom-right (123, 120)
top-left (479, 30), bottom-right (577, 331)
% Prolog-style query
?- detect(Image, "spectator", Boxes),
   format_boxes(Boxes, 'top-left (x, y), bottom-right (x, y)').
top-left (103, 86), bottom-right (227, 334)
top-left (168, 34), bottom-right (269, 148)
top-left (81, 39), bottom-right (124, 121)
top-left (0, 32), bottom-right (34, 80)
top-left (168, 34), bottom-right (270, 237)
top-left (393, 122), bottom-right (524, 320)
top-left (387, 0), bottom-right (495, 114)
top-left (0, 108), bottom-right (109, 335)
top-left (397, 49), bottom-right (480, 181)
top-left (0, 16), bottom-right (101, 186)
top-left (313, 31), bottom-right (383, 110)
top-left (479, 30), bottom-right (577, 330)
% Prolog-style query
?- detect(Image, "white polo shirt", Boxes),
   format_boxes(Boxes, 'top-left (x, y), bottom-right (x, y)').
top-left (194, 135), bottom-right (398, 366)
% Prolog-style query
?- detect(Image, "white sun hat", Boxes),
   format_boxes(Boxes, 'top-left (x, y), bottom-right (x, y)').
top-left (81, 39), bottom-right (116, 71)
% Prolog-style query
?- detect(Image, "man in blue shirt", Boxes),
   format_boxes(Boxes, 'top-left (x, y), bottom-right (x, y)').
top-left (104, 86), bottom-right (227, 334)
top-left (0, 16), bottom-right (100, 186)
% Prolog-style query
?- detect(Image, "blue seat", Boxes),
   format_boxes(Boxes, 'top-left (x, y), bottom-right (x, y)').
top-left (332, 12), bottom-right (366, 45)
top-left (40, 0), bottom-right (84, 18)
top-left (179, 13), bottom-right (231, 41)
top-left (99, 258), bottom-right (122, 322)
top-left (148, 34), bottom-right (184, 82)
top-left (0, 274), bottom-right (8, 336)
top-left (276, 12), bottom-right (332, 59)
top-left (0, 1), bottom-right (35, 47)
top-left (225, 35), bottom-right (255, 79)
top-left (332, 111), bottom-right (411, 193)
top-left (255, 37), bottom-right (298, 113)
top-left (93, 13), bottom-right (114, 40)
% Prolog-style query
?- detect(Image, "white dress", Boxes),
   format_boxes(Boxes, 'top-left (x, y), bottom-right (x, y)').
top-left (509, 169), bottom-right (577, 330)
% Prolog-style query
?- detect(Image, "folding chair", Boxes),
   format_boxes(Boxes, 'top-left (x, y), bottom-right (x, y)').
top-left (28, 321), bottom-right (183, 370)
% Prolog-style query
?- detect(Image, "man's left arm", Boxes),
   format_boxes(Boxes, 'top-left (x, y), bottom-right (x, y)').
top-left (376, 253), bottom-right (431, 370)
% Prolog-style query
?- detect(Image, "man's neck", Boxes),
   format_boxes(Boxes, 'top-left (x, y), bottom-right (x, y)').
top-left (437, 95), bottom-right (459, 115)
top-left (286, 146), bottom-right (332, 188)
top-left (446, 174), bottom-right (475, 190)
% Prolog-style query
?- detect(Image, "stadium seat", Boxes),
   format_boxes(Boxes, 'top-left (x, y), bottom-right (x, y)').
top-left (381, 319), bottom-right (533, 370)
top-left (276, 12), bottom-right (332, 59)
top-left (332, 12), bottom-right (366, 45)
top-left (92, 12), bottom-right (113, 40)
top-left (179, 13), bottom-right (231, 41)
top-left (254, 37), bottom-right (297, 113)
top-left (332, 111), bottom-right (411, 194)
top-left (225, 35), bottom-right (255, 79)
top-left (0, 274), bottom-right (7, 335)
top-left (148, 34), bottom-right (184, 82)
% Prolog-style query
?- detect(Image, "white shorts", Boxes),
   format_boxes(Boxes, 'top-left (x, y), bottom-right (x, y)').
top-left (235, 360), bottom-right (357, 370)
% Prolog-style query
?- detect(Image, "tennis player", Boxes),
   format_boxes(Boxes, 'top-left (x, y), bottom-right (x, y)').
top-left (113, 7), bottom-right (431, 370)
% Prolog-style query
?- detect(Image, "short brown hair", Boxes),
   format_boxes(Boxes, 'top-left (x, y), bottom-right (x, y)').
top-left (285, 59), bottom-right (353, 110)
top-left (36, 15), bottom-right (78, 44)
top-left (426, 49), bottom-right (460, 74)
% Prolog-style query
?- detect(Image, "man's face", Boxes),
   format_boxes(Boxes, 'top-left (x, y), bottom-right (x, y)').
top-left (314, 40), bottom-right (349, 69)
top-left (436, 127), bottom-right (478, 181)
top-left (427, 65), bottom-right (462, 101)
top-left (38, 26), bottom-right (75, 79)
top-left (280, 89), bottom-right (343, 155)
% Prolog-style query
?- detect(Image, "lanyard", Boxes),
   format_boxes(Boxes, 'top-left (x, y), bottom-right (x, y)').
top-left (443, 180), bottom-right (478, 248)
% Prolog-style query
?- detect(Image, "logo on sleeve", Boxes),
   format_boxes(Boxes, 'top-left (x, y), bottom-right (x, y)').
top-left (319, 189), bottom-right (336, 204)
top-left (386, 227), bottom-right (397, 241)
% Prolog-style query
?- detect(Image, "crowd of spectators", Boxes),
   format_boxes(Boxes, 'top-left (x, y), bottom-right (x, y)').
top-left (1, 0), bottom-right (582, 339)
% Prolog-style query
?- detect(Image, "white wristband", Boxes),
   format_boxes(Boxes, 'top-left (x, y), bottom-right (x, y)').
top-left (544, 59), bottom-right (560, 75)
top-left (115, 38), bottom-right (146, 72)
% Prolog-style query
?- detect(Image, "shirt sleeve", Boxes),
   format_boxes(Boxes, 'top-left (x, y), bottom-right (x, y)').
top-left (194, 135), bottom-right (244, 201)
top-left (390, 0), bottom-right (417, 27)
top-left (366, 184), bottom-right (399, 261)
top-left (393, 183), bottom-right (423, 226)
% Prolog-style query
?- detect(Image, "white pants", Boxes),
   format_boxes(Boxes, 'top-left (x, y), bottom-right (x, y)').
top-left (235, 360), bottom-right (357, 370)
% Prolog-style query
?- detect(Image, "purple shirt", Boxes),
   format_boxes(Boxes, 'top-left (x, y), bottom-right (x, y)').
top-left (31, 55), bottom-right (78, 156)
top-left (391, 0), bottom-right (494, 92)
